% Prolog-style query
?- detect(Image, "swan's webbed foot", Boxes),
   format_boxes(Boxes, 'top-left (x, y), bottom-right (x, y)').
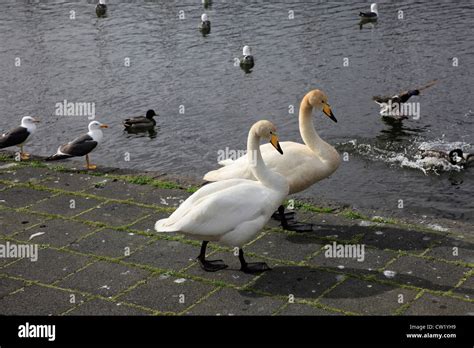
top-left (197, 241), bottom-right (228, 272)
top-left (198, 258), bottom-right (228, 272)
top-left (274, 205), bottom-right (313, 232)
top-left (238, 248), bottom-right (271, 274)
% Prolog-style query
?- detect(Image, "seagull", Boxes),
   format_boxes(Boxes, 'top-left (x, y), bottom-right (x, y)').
top-left (96, 0), bottom-right (107, 18)
top-left (240, 45), bottom-right (254, 72)
top-left (199, 13), bottom-right (211, 34)
top-left (46, 121), bottom-right (108, 170)
top-left (0, 116), bottom-right (40, 160)
top-left (360, 3), bottom-right (378, 19)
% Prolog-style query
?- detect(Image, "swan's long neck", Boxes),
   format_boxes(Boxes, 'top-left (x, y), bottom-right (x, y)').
top-left (299, 96), bottom-right (337, 163)
top-left (247, 131), bottom-right (285, 191)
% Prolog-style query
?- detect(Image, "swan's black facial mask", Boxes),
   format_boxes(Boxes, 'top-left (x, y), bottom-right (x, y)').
top-left (270, 134), bottom-right (284, 155)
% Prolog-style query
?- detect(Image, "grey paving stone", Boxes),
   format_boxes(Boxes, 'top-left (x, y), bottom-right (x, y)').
top-left (28, 194), bottom-right (102, 217)
top-left (245, 232), bottom-right (323, 263)
top-left (404, 293), bottom-right (474, 315)
top-left (426, 245), bottom-right (474, 264)
top-left (0, 187), bottom-right (52, 209)
top-left (249, 266), bottom-right (340, 300)
top-left (0, 166), bottom-right (52, 184)
top-left (128, 212), bottom-right (171, 233)
top-left (380, 256), bottom-right (469, 292)
top-left (41, 172), bottom-right (108, 192)
top-left (361, 227), bottom-right (441, 254)
top-left (2, 248), bottom-right (91, 284)
top-left (13, 219), bottom-right (96, 248)
top-left (308, 246), bottom-right (397, 275)
top-left (453, 275), bottom-right (474, 300)
top-left (119, 274), bottom-right (215, 313)
top-left (278, 303), bottom-right (341, 316)
top-left (0, 210), bottom-right (43, 237)
top-left (0, 275), bottom-right (27, 299)
top-left (57, 261), bottom-right (150, 297)
top-left (185, 287), bottom-right (284, 316)
top-left (125, 239), bottom-right (198, 272)
top-left (184, 250), bottom-right (264, 287)
top-left (69, 228), bottom-right (150, 259)
top-left (0, 284), bottom-right (86, 315)
top-left (66, 298), bottom-right (151, 315)
top-left (320, 278), bottom-right (418, 315)
top-left (75, 202), bottom-right (153, 227)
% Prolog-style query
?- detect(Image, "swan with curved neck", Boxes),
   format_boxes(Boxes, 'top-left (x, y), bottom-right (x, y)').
top-left (204, 89), bottom-right (340, 195)
top-left (156, 120), bottom-right (288, 273)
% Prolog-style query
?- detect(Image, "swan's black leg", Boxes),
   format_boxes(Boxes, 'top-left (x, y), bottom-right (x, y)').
top-left (272, 205), bottom-right (295, 222)
top-left (197, 241), bottom-right (228, 272)
top-left (239, 249), bottom-right (271, 274)
top-left (274, 205), bottom-right (314, 233)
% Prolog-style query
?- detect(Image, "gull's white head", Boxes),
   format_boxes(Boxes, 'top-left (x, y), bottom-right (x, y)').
top-left (243, 45), bottom-right (252, 57)
top-left (201, 13), bottom-right (209, 22)
top-left (88, 121), bottom-right (108, 132)
top-left (99, 0), bottom-right (106, 5)
top-left (371, 3), bottom-right (378, 14)
top-left (21, 116), bottom-right (39, 132)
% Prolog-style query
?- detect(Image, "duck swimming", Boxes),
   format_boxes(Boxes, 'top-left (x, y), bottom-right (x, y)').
top-left (0, 116), bottom-right (39, 160)
top-left (240, 45), bottom-right (254, 72)
top-left (96, 0), bottom-right (107, 18)
top-left (46, 121), bottom-right (108, 170)
top-left (156, 120), bottom-right (288, 273)
top-left (204, 90), bottom-right (340, 231)
top-left (199, 13), bottom-right (211, 35)
top-left (123, 109), bottom-right (157, 130)
top-left (421, 148), bottom-right (473, 167)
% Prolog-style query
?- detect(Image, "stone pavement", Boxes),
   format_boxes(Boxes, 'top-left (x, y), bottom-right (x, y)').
top-left (0, 157), bottom-right (473, 316)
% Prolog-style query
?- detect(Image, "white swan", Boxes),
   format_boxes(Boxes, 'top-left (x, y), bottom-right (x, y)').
top-left (155, 120), bottom-right (288, 273)
top-left (204, 89), bottom-right (340, 194)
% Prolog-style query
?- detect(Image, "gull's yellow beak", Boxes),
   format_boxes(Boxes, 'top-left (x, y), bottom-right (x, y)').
top-left (322, 103), bottom-right (337, 123)
top-left (32, 118), bottom-right (40, 123)
top-left (270, 134), bottom-right (283, 155)
top-left (100, 124), bottom-right (109, 129)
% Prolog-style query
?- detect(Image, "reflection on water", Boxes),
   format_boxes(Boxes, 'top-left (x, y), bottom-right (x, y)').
top-left (0, 0), bottom-right (473, 222)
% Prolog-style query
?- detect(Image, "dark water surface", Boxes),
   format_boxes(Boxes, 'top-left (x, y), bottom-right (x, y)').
top-left (0, 0), bottom-right (473, 222)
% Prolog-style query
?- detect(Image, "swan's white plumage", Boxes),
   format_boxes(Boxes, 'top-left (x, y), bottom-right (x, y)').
top-left (155, 120), bottom-right (289, 247)
top-left (204, 90), bottom-right (341, 195)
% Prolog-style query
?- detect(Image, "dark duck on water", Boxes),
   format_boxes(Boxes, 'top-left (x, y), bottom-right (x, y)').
top-left (123, 109), bottom-right (158, 130)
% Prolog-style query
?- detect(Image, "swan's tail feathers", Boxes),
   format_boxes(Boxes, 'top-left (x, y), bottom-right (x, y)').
top-left (155, 219), bottom-right (178, 233)
top-left (218, 159), bottom-right (235, 166)
top-left (203, 170), bottom-right (221, 182)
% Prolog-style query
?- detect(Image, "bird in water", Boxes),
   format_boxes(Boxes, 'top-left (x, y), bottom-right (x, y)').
top-left (202, 0), bottom-right (212, 9)
top-left (373, 80), bottom-right (437, 119)
top-left (46, 121), bottom-right (108, 170)
top-left (240, 45), bottom-right (254, 73)
top-left (123, 109), bottom-right (158, 131)
top-left (199, 13), bottom-right (211, 35)
top-left (0, 116), bottom-right (39, 161)
top-left (96, 0), bottom-right (107, 18)
top-left (421, 148), bottom-right (473, 167)
top-left (359, 3), bottom-right (378, 19)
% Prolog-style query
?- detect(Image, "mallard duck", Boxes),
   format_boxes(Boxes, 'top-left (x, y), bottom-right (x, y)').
top-left (123, 110), bottom-right (157, 130)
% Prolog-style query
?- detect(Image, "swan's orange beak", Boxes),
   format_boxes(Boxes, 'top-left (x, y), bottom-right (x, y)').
top-left (270, 134), bottom-right (283, 155)
top-left (323, 103), bottom-right (337, 123)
